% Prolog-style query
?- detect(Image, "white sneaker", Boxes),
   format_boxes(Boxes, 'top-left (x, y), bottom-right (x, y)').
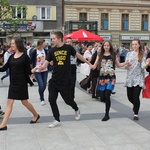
top-left (75, 109), bottom-right (81, 120)
top-left (41, 101), bottom-right (45, 106)
top-left (48, 120), bottom-right (61, 128)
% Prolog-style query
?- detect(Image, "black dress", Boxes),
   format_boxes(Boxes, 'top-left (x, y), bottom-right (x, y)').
top-left (0, 53), bottom-right (33, 100)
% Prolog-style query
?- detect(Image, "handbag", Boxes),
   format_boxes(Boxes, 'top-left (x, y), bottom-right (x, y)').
top-left (80, 63), bottom-right (90, 76)
top-left (79, 76), bottom-right (91, 90)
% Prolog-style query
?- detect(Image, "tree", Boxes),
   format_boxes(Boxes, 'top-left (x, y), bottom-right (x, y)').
top-left (0, 0), bottom-right (28, 37)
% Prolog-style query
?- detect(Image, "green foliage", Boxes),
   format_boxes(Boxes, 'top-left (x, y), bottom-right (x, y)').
top-left (0, 0), bottom-right (29, 37)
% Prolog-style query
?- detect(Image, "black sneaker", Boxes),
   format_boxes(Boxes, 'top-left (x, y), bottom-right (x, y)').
top-left (0, 111), bottom-right (5, 118)
top-left (111, 91), bottom-right (116, 95)
top-left (102, 115), bottom-right (110, 121)
top-left (32, 78), bottom-right (37, 82)
top-left (92, 96), bottom-right (99, 99)
top-left (100, 99), bottom-right (105, 103)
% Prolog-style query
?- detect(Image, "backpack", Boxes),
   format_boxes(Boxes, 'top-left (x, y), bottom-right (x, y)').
top-left (29, 47), bottom-right (35, 58)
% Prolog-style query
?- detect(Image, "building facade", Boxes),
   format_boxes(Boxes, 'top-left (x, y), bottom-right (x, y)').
top-left (1, 0), bottom-right (63, 44)
top-left (64, 0), bottom-right (150, 48)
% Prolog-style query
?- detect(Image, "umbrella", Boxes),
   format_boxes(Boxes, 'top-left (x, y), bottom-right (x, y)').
top-left (64, 29), bottom-right (103, 41)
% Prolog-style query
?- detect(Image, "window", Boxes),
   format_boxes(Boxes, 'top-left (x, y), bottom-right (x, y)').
top-left (89, 23), bottom-right (97, 30)
top-left (101, 13), bottom-right (108, 30)
top-left (79, 13), bottom-right (87, 21)
top-left (36, 7), bottom-right (50, 20)
top-left (122, 14), bottom-right (129, 30)
top-left (142, 14), bottom-right (148, 31)
top-left (64, 21), bottom-right (98, 34)
top-left (12, 6), bottom-right (26, 19)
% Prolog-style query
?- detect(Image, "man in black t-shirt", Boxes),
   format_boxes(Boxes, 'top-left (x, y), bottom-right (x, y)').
top-left (38, 31), bottom-right (90, 128)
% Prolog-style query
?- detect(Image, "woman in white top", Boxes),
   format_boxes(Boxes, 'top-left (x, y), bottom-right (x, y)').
top-left (80, 43), bottom-right (92, 76)
top-left (30, 39), bottom-right (48, 106)
top-left (83, 43), bottom-right (92, 62)
top-left (125, 39), bottom-right (150, 120)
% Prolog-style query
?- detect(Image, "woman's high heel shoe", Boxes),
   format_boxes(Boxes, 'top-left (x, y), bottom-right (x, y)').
top-left (30, 114), bottom-right (40, 124)
top-left (0, 126), bottom-right (7, 131)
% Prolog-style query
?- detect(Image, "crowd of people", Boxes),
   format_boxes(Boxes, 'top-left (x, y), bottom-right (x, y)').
top-left (0, 31), bottom-right (150, 131)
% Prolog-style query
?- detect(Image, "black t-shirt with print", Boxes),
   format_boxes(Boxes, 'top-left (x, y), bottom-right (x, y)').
top-left (46, 44), bottom-right (76, 81)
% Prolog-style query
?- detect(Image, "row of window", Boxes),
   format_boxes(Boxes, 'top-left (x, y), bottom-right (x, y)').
top-left (1, 6), bottom-right (149, 31)
top-left (79, 13), bottom-right (149, 31)
top-left (0, 6), bottom-right (51, 20)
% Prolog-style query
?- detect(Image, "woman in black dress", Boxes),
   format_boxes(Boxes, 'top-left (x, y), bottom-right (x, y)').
top-left (0, 37), bottom-right (40, 130)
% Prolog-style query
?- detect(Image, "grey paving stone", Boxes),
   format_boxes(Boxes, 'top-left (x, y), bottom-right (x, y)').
top-left (108, 144), bottom-right (144, 150)
top-left (0, 67), bottom-right (150, 150)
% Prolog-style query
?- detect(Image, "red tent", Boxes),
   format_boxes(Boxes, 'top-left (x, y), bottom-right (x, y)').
top-left (64, 29), bottom-right (103, 41)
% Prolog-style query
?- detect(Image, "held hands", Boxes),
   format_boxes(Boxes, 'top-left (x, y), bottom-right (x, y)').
top-left (145, 58), bottom-right (150, 68)
top-left (38, 65), bottom-right (44, 71)
top-left (31, 66), bottom-right (38, 73)
top-left (125, 61), bottom-right (132, 69)
top-left (89, 64), bottom-right (96, 70)
top-left (50, 61), bottom-right (53, 66)
top-left (31, 65), bottom-right (43, 73)
top-left (147, 58), bottom-right (150, 65)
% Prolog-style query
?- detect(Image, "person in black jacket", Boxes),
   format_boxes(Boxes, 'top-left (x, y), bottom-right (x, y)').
top-left (0, 37), bottom-right (40, 131)
top-left (90, 44), bottom-right (101, 99)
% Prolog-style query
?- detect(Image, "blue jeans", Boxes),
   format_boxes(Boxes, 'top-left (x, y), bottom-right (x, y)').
top-left (1, 69), bottom-right (9, 80)
top-left (34, 71), bottom-right (48, 101)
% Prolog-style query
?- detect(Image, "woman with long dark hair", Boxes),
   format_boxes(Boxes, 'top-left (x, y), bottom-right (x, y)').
top-left (0, 37), bottom-right (40, 131)
top-left (91, 40), bottom-right (127, 121)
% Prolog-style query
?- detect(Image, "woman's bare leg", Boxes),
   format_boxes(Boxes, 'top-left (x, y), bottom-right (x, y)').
top-left (0, 99), bottom-right (14, 128)
top-left (21, 100), bottom-right (38, 121)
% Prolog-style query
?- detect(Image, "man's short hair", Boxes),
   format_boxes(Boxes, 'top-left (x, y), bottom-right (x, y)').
top-left (66, 37), bottom-right (72, 41)
top-left (53, 31), bottom-right (63, 42)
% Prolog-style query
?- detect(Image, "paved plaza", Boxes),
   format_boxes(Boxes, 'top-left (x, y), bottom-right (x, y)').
top-left (0, 67), bottom-right (150, 150)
